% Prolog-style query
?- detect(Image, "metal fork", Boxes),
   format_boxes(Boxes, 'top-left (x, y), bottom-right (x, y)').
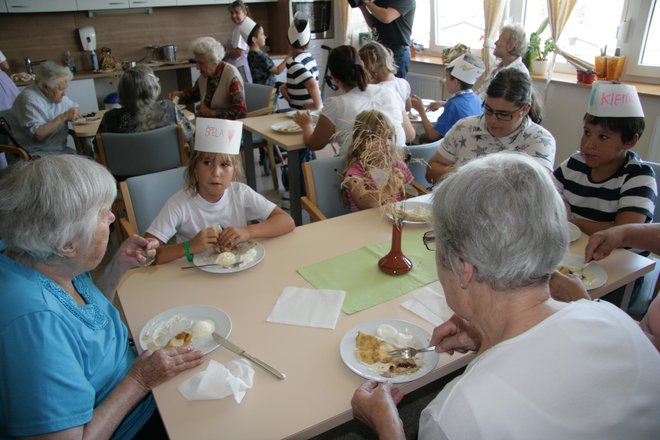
top-left (387, 346), bottom-right (436, 359)
top-left (180, 261), bottom-right (242, 270)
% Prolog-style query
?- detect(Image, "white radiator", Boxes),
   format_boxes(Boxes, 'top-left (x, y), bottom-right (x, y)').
top-left (407, 73), bottom-right (444, 99)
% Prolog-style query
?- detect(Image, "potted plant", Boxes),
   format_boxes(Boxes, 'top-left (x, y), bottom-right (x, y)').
top-left (523, 19), bottom-right (554, 76)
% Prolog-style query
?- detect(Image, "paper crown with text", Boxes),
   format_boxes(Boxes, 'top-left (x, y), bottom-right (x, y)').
top-left (288, 11), bottom-right (311, 47)
top-left (239, 17), bottom-right (257, 42)
top-left (587, 81), bottom-right (644, 117)
top-left (194, 118), bottom-right (243, 155)
top-left (447, 54), bottom-right (485, 85)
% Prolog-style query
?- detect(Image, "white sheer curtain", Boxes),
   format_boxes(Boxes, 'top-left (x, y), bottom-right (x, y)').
top-left (543, 0), bottom-right (581, 101)
top-left (482, 0), bottom-right (506, 74)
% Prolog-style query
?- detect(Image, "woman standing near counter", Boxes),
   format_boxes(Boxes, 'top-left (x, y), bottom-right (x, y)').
top-left (169, 37), bottom-right (247, 120)
top-left (9, 61), bottom-right (80, 156)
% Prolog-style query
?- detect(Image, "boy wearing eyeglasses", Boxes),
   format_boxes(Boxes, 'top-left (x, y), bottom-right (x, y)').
top-left (553, 82), bottom-right (656, 240)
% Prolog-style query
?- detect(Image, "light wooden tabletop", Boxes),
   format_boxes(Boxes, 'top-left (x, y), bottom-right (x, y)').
top-left (116, 197), bottom-right (654, 440)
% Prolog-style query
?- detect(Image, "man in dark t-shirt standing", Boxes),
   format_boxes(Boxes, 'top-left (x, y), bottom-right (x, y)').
top-left (359, 0), bottom-right (416, 79)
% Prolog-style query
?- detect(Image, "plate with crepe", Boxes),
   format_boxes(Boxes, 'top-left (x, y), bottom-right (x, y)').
top-left (73, 112), bottom-right (102, 125)
top-left (568, 223), bottom-right (581, 242)
top-left (385, 201), bottom-right (432, 224)
top-left (193, 242), bottom-right (266, 273)
top-left (340, 320), bottom-right (438, 384)
top-left (271, 121), bottom-right (303, 134)
top-left (139, 304), bottom-right (232, 354)
top-left (558, 253), bottom-right (607, 290)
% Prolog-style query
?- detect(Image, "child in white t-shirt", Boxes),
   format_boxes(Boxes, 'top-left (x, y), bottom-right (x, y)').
top-left (225, 0), bottom-right (254, 83)
top-left (146, 118), bottom-right (294, 264)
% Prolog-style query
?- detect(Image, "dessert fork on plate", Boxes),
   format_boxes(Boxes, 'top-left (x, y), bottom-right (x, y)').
top-left (387, 346), bottom-right (436, 359)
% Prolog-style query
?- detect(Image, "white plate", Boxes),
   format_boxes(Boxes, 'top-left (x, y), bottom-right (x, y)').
top-left (386, 201), bottom-right (432, 224)
top-left (138, 304), bottom-right (232, 354)
top-left (73, 113), bottom-right (101, 125)
top-left (192, 243), bottom-right (266, 273)
top-left (340, 320), bottom-right (438, 384)
top-left (568, 223), bottom-right (581, 242)
top-left (285, 109), bottom-right (320, 119)
top-left (271, 120), bottom-right (303, 134)
top-left (558, 253), bottom-right (607, 290)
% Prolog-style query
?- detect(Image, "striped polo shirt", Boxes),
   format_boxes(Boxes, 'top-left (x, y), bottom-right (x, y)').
top-left (285, 52), bottom-right (319, 110)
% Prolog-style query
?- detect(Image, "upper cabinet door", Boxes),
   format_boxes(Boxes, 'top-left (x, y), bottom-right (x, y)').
top-left (128, 0), bottom-right (176, 6)
top-left (6, 0), bottom-right (78, 12)
top-left (176, 0), bottom-right (227, 5)
top-left (0, 2), bottom-right (8, 12)
top-left (76, 0), bottom-right (129, 10)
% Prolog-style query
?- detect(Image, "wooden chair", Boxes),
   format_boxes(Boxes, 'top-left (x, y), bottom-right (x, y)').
top-left (0, 144), bottom-right (31, 169)
top-left (243, 82), bottom-right (279, 189)
top-left (302, 154), bottom-right (430, 222)
top-left (95, 124), bottom-right (188, 241)
top-left (119, 167), bottom-right (186, 238)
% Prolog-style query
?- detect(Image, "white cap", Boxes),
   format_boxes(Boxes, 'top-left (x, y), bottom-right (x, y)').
top-left (447, 54), bottom-right (484, 85)
top-left (195, 118), bottom-right (243, 155)
top-left (587, 81), bottom-right (644, 117)
top-left (239, 17), bottom-right (257, 41)
top-left (288, 12), bottom-right (311, 47)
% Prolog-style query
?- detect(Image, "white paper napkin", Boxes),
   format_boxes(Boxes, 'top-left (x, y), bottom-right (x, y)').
top-left (267, 287), bottom-right (346, 329)
top-left (401, 281), bottom-right (454, 326)
top-left (178, 359), bottom-right (254, 403)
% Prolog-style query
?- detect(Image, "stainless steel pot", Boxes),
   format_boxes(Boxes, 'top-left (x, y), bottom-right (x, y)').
top-left (160, 44), bottom-right (176, 62)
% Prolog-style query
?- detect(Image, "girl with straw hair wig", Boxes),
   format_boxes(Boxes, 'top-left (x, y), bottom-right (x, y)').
top-left (342, 110), bottom-right (414, 212)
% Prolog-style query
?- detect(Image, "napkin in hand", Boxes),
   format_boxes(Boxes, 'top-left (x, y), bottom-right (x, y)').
top-left (267, 287), bottom-right (346, 329)
top-left (401, 281), bottom-right (454, 326)
top-left (178, 359), bottom-right (254, 403)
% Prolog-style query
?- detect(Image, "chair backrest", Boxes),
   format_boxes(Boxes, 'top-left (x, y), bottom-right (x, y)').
top-left (647, 161), bottom-right (660, 223)
top-left (302, 155), bottom-right (351, 219)
top-left (406, 140), bottom-right (440, 188)
top-left (244, 83), bottom-right (276, 117)
top-left (0, 109), bottom-right (14, 146)
top-left (96, 124), bottom-right (186, 180)
top-left (120, 167), bottom-right (186, 237)
top-left (0, 144), bottom-right (31, 168)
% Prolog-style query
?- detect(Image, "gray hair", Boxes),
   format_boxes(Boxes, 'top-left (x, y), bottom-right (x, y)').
top-left (190, 36), bottom-right (225, 64)
top-left (0, 155), bottom-right (116, 263)
top-left (35, 61), bottom-right (73, 88)
top-left (118, 65), bottom-right (161, 111)
top-left (432, 152), bottom-right (567, 291)
top-left (501, 23), bottom-right (528, 57)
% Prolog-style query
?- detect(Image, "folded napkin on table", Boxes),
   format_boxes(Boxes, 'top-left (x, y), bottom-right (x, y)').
top-left (401, 281), bottom-right (454, 326)
top-left (178, 359), bottom-right (254, 403)
top-left (267, 286), bottom-right (345, 329)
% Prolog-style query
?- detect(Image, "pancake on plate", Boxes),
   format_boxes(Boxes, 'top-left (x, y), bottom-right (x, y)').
top-left (355, 331), bottom-right (420, 378)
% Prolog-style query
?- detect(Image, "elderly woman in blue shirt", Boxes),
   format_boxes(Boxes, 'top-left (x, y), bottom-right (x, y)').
top-left (0, 155), bottom-right (204, 439)
top-left (9, 61), bottom-right (81, 156)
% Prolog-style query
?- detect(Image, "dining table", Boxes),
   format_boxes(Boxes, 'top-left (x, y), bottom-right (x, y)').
top-left (116, 194), bottom-right (656, 440)
top-left (241, 112), bottom-right (308, 225)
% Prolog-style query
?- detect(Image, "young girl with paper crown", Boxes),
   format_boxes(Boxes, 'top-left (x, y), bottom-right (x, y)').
top-left (145, 118), bottom-right (295, 265)
top-left (225, 0), bottom-right (254, 83)
top-left (342, 110), bottom-right (414, 212)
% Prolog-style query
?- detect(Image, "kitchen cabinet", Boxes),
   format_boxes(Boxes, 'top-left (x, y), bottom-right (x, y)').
top-left (0, 2), bottom-right (8, 12)
top-left (176, 0), bottom-right (227, 5)
top-left (5, 0), bottom-right (78, 12)
top-left (76, 0), bottom-right (129, 9)
top-left (128, 0), bottom-right (176, 7)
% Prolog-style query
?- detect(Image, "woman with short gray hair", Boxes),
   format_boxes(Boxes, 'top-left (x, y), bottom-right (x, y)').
top-left (351, 152), bottom-right (660, 438)
top-left (168, 36), bottom-right (246, 120)
top-left (97, 65), bottom-right (194, 145)
top-left (0, 155), bottom-right (204, 438)
top-left (9, 60), bottom-right (81, 156)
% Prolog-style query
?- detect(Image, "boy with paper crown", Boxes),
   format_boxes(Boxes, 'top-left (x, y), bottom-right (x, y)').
top-left (411, 53), bottom-right (486, 142)
top-left (145, 118), bottom-right (294, 265)
top-left (278, 11), bottom-right (322, 112)
top-left (553, 82), bottom-right (656, 239)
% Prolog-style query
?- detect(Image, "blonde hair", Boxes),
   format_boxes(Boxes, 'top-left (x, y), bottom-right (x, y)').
top-left (185, 151), bottom-right (243, 195)
top-left (342, 110), bottom-right (406, 205)
top-left (359, 41), bottom-right (397, 82)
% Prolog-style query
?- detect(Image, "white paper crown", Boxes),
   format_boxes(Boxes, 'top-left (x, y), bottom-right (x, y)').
top-left (195, 118), bottom-right (243, 155)
top-left (239, 17), bottom-right (257, 42)
top-left (288, 11), bottom-right (311, 47)
top-left (587, 81), bottom-right (644, 117)
top-left (447, 54), bottom-right (484, 85)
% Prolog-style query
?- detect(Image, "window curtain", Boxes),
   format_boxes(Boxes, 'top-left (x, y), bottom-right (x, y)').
top-left (482, 0), bottom-right (507, 74)
top-left (340, 1), bottom-right (353, 46)
top-left (543, 0), bottom-right (583, 101)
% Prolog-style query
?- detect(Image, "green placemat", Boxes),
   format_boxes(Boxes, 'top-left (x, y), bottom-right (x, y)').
top-left (297, 229), bottom-right (438, 314)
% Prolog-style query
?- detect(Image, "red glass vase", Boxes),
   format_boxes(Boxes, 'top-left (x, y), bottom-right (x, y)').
top-left (378, 222), bottom-right (413, 275)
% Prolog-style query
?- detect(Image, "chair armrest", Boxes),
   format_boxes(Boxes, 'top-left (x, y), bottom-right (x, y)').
top-left (301, 196), bottom-right (327, 222)
top-left (409, 180), bottom-right (430, 195)
top-left (246, 107), bottom-right (273, 118)
top-left (120, 217), bottom-right (137, 238)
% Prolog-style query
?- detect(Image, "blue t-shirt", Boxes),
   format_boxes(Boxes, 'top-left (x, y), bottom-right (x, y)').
top-left (0, 254), bottom-right (154, 439)
top-left (434, 90), bottom-right (483, 136)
